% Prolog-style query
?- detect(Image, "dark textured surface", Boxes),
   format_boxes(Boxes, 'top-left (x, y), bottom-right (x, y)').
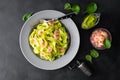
top-left (0, 0), bottom-right (120, 80)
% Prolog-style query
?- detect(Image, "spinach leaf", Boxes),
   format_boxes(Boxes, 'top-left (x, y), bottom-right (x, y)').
top-left (22, 13), bottom-right (32, 21)
top-left (85, 55), bottom-right (92, 63)
top-left (103, 38), bottom-right (111, 49)
top-left (85, 2), bottom-right (97, 14)
top-left (64, 3), bottom-right (71, 10)
top-left (71, 4), bottom-right (80, 13)
top-left (90, 49), bottom-right (99, 58)
top-left (64, 3), bottom-right (80, 13)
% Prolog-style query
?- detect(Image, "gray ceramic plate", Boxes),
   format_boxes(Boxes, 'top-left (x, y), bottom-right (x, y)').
top-left (19, 10), bottom-right (80, 70)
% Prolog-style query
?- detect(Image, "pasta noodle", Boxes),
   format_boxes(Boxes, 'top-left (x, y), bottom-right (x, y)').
top-left (29, 20), bottom-right (69, 61)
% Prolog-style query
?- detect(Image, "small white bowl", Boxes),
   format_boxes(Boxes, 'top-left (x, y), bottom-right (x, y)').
top-left (90, 28), bottom-right (112, 50)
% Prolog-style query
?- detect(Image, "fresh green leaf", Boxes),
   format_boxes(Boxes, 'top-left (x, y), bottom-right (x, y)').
top-left (22, 13), bottom-right (32, 21)
top-left (71, 4), bottom-right (80, 13)
top-left (103, 38), bottom-right (111, 49)
top-left (64, 3), bottom-right (80, 13)
top-left (85, 55), bottom-right (92, 63)
top-left (90, 49), bottom-right (99, 58)
top-left (85, 2), bottom-right (97, 14)
top-left (64, 3), bottom-right (72, 10)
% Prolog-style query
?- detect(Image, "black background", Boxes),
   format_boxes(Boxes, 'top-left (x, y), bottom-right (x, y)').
top-left (0, 0), bottom-right (120, 80)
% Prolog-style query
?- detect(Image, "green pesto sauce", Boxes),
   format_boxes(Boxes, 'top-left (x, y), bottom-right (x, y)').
top-left (82, 14), bottom-right (98, 29)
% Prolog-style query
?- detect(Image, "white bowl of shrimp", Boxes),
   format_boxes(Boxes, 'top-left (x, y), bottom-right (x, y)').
top-left (90, 28), bottom-right (112, 50)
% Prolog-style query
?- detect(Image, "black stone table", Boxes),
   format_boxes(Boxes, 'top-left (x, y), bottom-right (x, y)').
top-left (0, 0), bottom-right (120, 80)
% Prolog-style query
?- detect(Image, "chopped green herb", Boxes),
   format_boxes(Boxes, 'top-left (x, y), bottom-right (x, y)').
top-left (85, 55), bottom-right (92, 63)
top-left (90, 49), bottom-right (99, 58)
top-left (71, 4), bottom-right (80, 13)
top-left (103, 38), bottom-right (111, 49)
top-left (22, 13), bottom-right (32, 21)
top-left (84, 2), bottom-right (97, 14)
top-left (64, 3), bottom-right (71, 10)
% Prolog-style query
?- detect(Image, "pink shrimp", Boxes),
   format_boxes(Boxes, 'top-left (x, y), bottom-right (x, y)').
top-left (30, 38), bottom-right (39, 46)
top-left (54, 30), bottom-right (60, 40)
top-left (60, 48), bottom-right (65, 53)
top-left (54, 34), bottom-right (59, 40)
top-left (40, 53), bottom-right (45, 57)
top-left (48, 21), bottom-right (55, 26)
top-left (40, 40), bottom-right (47, 47)
top-left (47, 46), bottom-right (53, 53)
top-left (38, 30), bottom-right (44, 36)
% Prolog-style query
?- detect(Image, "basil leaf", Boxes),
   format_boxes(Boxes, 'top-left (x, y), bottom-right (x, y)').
top-left (71, 4), bottom-right (80, 13)
top-left (22, 13), bottom-right (32, 21)
top-left (64, 3), bottom-right (71, 10)
top-left (103, 38), bottom-right (111, 49)
top-left (85, 2), bottom-right (97, 14)
top-left (85, 55), bottom-right (92, 63)
top-left (90, 49), bottom-right (99, 58)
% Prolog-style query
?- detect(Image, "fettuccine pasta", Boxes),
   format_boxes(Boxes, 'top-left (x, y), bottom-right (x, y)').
top-left (29, 20), bottom-right (69, 61)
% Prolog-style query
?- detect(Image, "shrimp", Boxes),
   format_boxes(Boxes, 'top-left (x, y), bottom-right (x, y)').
top-left (48, 21), bottom-right (55, 26)
top-left (54, 30), bottom-right (60, 40)
top-left (60, 48), bottom-right (65, 53)
top-left (30, 38), bottom-right (39, 46)
top-left (40, 39), bottom-right (47, 47)
top-left (38, 30), bottom-right (44, 36)
top-left (47, 46), bottom-right (53, 53)
top-left (40, 53), bottom-right (45, 58)
top-left (54, 34), bottom-right (59, 40)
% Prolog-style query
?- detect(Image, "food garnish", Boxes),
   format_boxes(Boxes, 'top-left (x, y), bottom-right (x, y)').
top-left (84, 2), bottom-right (97, 14)
top-left (85, 49), bottom-right (99, 63)
top-left (85, 54), bottom-right (92, 63)
top-left (64, 3), bottom-right (80, 13)
top-left (103, 38), bottom-right (111, 49)
top-left (22, 13), bottom-right (32, 21)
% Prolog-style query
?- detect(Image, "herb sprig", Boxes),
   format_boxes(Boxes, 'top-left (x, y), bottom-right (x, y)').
top-left (103, 38), bottom-right (111, 49)
top-left (85, 49), bottom-right (99, 63)
top-left (64, 2), bottom-right (97, 14)
top-left (64, 3), bottom-right (80, 13)
top-left (22, 13), bottom-right (32, 21)
top-left (84, 2), bottom-right (97, 14)
top-left (85, 55), bottom-right (92, 63)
